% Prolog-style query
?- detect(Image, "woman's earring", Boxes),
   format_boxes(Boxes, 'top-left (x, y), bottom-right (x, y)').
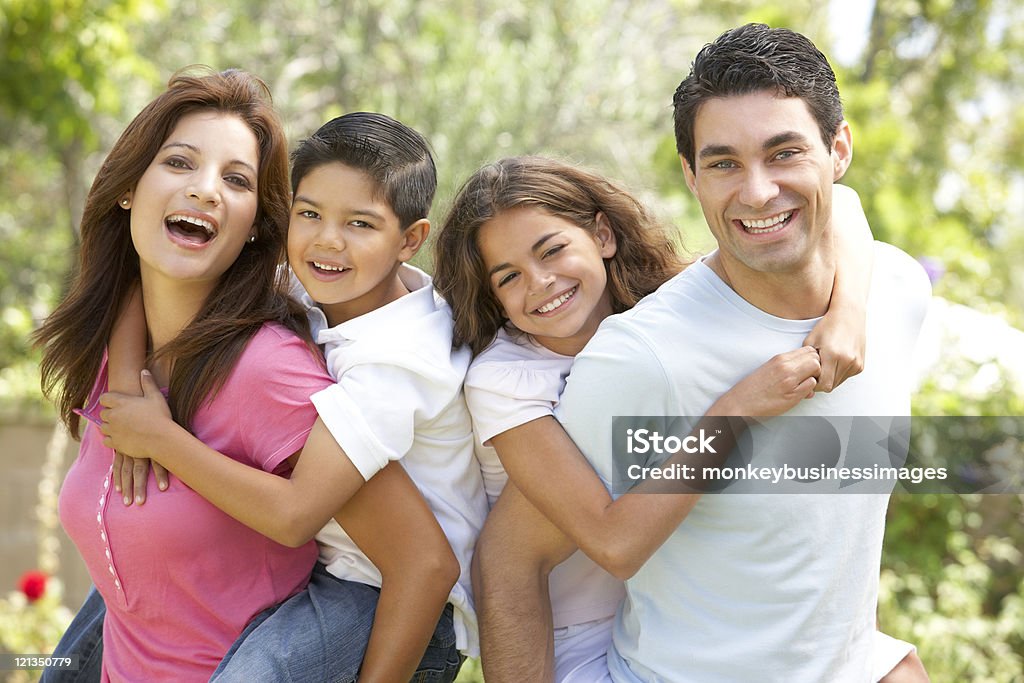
top-left (248, 234), bottom-right (256, 243)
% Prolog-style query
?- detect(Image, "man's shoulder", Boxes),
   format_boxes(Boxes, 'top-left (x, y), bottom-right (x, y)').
top-left (871, 241), bottom-right (933, 306)
top-left (589, 264), bottom-right (716, 347)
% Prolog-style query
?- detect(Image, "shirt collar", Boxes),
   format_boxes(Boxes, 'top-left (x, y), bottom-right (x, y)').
top-left (310, 264), bottom-right (438, 344)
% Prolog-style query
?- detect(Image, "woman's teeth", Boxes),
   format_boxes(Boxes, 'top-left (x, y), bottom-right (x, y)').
top-left (166, 214), bottom-right (216, 240)
top-left (537, 287), bottom-right (576, 314)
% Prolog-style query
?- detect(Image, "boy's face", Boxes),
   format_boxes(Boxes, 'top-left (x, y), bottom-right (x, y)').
top-left (288, 162), bottom-right (413, 325)
top-left (681, 91), bottom-right (851, 280)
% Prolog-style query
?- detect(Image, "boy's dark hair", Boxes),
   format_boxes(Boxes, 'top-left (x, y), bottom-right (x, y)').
top-left (673, 23), bottom-right (844, 171)
top-left (290, 112), bottom-right (436, 229)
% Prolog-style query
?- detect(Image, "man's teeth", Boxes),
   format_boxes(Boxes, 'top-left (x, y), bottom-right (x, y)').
top-left (741, 211), bottom-right (792, 234)
top-left (167, 214), bottom-right (215, 236)
top-left (537, 287), bottom-right (576, 314)
top-left (313, 261), bottom-right (346, 272)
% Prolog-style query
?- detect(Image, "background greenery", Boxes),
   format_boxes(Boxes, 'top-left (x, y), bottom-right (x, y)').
top-left (1, 1), bottom-right (1021, 681)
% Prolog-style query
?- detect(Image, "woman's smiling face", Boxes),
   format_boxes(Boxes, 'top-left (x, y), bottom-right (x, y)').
top-left (129, 110), bottom-right (259, 294)
top-left (478, 205), bottom-right (617, 356)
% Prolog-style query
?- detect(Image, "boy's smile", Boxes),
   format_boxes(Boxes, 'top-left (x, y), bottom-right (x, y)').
top-left (288, 162), bottom-right (423, 326)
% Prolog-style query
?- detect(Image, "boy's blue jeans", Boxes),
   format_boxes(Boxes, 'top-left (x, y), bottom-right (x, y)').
top-left (43, 563), bottom-right (464, 682)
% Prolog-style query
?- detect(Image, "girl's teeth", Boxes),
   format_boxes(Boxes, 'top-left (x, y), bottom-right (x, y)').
top-left (537, 287), bottom-right (576, 314)
top-left (741, 211), bottom-right (792, 233)
top-left (313, 261), bottom-right (345, 272)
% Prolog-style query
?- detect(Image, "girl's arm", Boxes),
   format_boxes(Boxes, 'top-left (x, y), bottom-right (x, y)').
top-left (106, 284), bottom-right (169, 504)
top-left (806, 183), bottom-right (874, 392)
top-left (490, 345), bottom-right (821, 581)
top-left (338, 463), bottom-right (459, 682)
top-left (100, 373), bottom-right (368, 547)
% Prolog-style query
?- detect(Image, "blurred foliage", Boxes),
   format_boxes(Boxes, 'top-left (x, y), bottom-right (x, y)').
top-left (1, 1), bottom-right (1021, 680)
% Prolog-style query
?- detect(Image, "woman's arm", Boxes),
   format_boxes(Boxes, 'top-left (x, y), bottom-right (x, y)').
top-left (491, 345), bottom-right (821, 580)
top-left (338, 463), bottom-right (459, 682)
top-left (806, 183), bottom-right (874, 392)
top-left (106, 284), bottom-right (169, 504)
top-left (99, 373), bottom-right (366, 547)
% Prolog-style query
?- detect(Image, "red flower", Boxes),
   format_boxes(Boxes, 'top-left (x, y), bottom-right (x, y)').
top-left (18, 570), bottom-right (48, 603)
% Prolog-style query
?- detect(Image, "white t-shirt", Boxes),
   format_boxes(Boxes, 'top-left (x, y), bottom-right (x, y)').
top-left (295, 264), bottom-right (489, 656)
top-left (556, 243), bottom-right (931, 682)
top-left (464, 328), bottom-right (626, 628)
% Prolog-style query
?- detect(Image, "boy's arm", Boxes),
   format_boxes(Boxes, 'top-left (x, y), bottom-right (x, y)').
top-left (806, 183), bottom-right (874, 392)
top-left (99, 376), bottom-right (366, 546)
top-left (473, 483), bottom-right (571, 683)
top-left (106, 284), bottom-right (169, 503)
top-left (338, 462), bottom-right (459, 682)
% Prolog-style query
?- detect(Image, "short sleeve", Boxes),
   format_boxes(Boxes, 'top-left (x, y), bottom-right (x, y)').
top-left (205, 325), bottom-right (334, 473)
top-left (464, 361), bottom-right (562, 445)
top-left (310, 362), bottom-right (449, 481)
top-left (556, 320), bottom-right (674, 491)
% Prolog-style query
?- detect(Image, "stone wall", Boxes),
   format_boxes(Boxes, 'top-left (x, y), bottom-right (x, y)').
top-left (0, 417), bottom-right (91, 611)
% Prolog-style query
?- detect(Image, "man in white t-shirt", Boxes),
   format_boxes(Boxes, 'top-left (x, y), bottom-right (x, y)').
top-left (555, 24), bottom-right (931, 682)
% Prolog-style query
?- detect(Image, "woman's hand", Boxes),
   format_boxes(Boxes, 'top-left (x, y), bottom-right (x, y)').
top-left (711, 346), bottom-right (821, 417)
top-left (100, 370), bottom-right (174, 504)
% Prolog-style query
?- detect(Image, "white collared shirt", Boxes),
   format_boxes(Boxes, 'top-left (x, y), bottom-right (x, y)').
top-left (294, 264), bottom-right (488, 656)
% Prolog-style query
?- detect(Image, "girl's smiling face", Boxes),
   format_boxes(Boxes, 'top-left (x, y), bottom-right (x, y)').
top-left (478, 206), bottom-right (617, 356)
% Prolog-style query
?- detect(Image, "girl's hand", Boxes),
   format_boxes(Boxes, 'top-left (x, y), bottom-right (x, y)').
top-left (804, 301), bottom-right (866, 392)
top-left (711, 346), bottom-right (821, 417)
top-left (100, 371), bottom-right (174, 504)
top-left (111, 451), bottom-right (169, 506)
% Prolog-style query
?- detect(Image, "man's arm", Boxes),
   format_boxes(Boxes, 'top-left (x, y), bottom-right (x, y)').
top-left (473, 482), bottom-right (574, 683)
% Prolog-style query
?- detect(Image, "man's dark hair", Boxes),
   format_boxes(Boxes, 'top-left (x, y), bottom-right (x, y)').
top-left (673, 23), bottom-right (843, 171)
top-left (290, 112), bottom-right (436, 229)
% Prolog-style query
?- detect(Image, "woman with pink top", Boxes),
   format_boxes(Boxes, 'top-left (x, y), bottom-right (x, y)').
top-left (34, 68), bottom-right (451, 681)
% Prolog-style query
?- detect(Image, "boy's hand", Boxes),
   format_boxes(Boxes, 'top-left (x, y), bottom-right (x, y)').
top-left (100, 370), bottom-right (174, 504)
top-left (112, 452), bottom-right (170, 506)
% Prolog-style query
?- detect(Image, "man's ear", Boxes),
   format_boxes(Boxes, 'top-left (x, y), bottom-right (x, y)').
top-left (398, 219), bottom-right (430, 262)
top-left (594, 212), bottom-right (618, 258)
top-left (831, 120), bottom-right (853, 181)
top-left (680, 155), bottom-right (698, 196)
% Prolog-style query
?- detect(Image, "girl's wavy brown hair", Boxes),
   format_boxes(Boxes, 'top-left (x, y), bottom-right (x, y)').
top-left (434, 156), bottom-right (689, 356)
top-left (33, 67), bottom-right (308, 436)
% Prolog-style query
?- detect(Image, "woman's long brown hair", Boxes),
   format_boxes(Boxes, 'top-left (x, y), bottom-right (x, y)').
top-left (33, 67), bottom-right (308, 437)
